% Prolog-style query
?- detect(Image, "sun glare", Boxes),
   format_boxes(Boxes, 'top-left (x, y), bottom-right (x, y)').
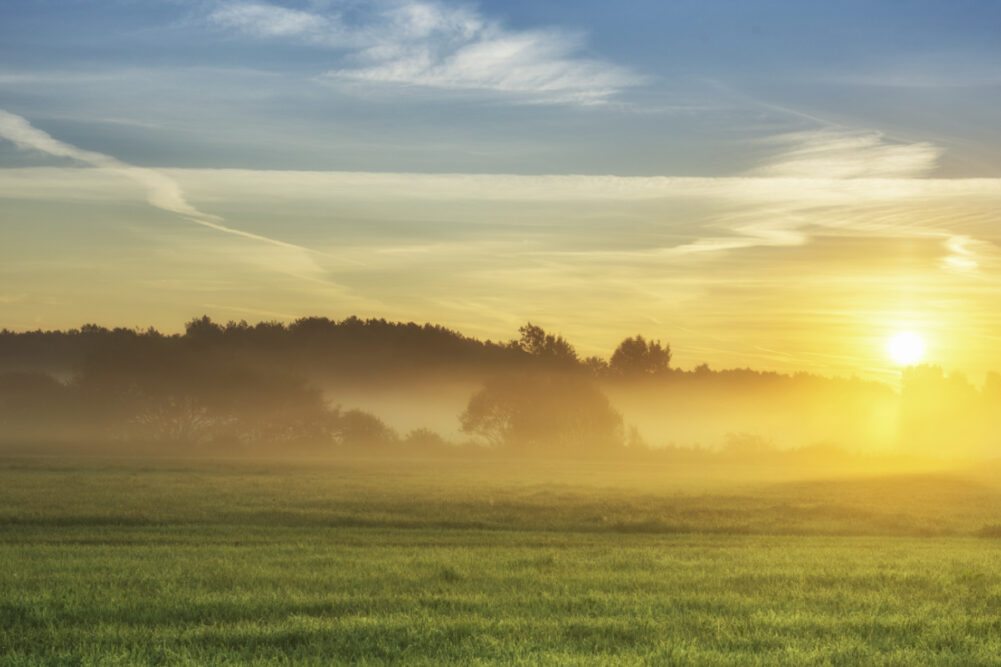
top-left (887, 331), bottom-right (926, 366)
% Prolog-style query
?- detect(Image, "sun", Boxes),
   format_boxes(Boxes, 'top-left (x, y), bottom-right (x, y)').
top-left (887, 331), bottom-right (926, 366)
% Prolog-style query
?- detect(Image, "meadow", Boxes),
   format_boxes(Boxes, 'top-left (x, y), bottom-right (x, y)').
top-left (3, 455), bottom-right (1001, 665)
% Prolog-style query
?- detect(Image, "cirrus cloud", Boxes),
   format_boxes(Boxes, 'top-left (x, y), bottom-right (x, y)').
top-left (207, 0), bottom-right (642, 104)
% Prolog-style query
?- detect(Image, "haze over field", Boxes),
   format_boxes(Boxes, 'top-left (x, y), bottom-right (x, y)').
top-left (6, 5), bottom-right (1001, 662)
top-left (2, 317), bottom-right (999, 464)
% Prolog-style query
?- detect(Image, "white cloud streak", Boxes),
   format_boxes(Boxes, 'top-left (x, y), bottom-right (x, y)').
top-left (4, 124), bottom-right (998, 275)
top-left (207, 0), bottom-right (640, 103)
top-left (748, 130), bottom-right (943, 179)
top-left (2, 108), bottom-right (183, 226)
top-left (0, 109), bottom-right (210, 220)
top-left (8, 165), bottom-right (999, 274)
top-left (0, 109), bottom-right (350, 281)
top-left (209, 2), bottom-right (330, 39)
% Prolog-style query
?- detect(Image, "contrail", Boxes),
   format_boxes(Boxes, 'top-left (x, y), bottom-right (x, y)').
top-left (0, 108), bottom-right (333, 258)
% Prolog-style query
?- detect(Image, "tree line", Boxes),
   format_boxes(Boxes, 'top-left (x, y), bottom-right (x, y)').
top-left (0, 317), bottom-right (673, 381)
top-left (1, 316), bottom-right (999, 458)
top-left (0, 317), bottom-right (665, 451)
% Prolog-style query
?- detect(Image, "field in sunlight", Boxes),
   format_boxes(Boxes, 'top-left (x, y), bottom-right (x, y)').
top-left (3, 456), bottom-right (1001, 664)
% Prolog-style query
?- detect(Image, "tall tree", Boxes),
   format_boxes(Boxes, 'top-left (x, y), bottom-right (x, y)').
top-left (516, 323), bottom-right (579, 367)
top-left (609, 335), bottom-right (671, 377)
top-left (460, 373), bottom-right (623, 454)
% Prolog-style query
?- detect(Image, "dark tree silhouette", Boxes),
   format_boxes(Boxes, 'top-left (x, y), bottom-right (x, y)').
top-left (8, 314), bottom-right (998, 458)
top-left (184, 315), bottom-right (224, 342)
top-left (331, 408), bottom-right (399, 447)
top-left (404, 427), bottom-right (449, 449)
top-left (460, 373), bottom-right (623, 454)
top-left (609, 335), bottom-right (671, 377)
top-left (516, 323), bottom-right (579, 367)
top-left (583, 355), bottom-right (610, 377)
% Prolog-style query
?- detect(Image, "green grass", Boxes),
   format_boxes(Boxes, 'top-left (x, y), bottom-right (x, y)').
top-left (3, 456), bottom-right (1001, 664)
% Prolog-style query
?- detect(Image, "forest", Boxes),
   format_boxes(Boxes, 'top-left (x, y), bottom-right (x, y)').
top-left (1, 316), bottom-right (999, 461)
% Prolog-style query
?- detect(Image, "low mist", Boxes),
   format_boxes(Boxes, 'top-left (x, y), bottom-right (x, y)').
top-left (1, 316), bottom-right (999, 471)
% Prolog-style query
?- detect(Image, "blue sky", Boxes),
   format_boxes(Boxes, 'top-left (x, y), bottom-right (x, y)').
top-left (3, 0), bottom-right (999, 174)
top-left (2, 0), bottom-right (1001, 379)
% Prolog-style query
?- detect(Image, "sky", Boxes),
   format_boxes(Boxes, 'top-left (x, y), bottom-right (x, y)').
top-left (2, 0), bottom-right (1001, 383)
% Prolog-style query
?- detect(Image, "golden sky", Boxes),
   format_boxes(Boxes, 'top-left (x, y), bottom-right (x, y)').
top-left (2, 1), bottom-right (1001, 384)
top-left (3, 131), bottom-right (1000, 383)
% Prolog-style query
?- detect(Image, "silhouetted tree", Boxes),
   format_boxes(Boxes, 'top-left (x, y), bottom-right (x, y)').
top-left (516, 323), bottom-right (579, 367)
top-left (609, 335), bottom-right (671, 377)
top-left (332, 408), bottom-right (398, 447)
top-left (129, 395), bottom-right (214, 444)
top-left (583, 355), bottom-right (609, 377)
top-left (460, 373), bottom-right (624, 454)
top-left (74, 347), bottom-right (331, 446)
top-left (404, 427), bottom-right (450, 450)
top-left (8, 314), bottom-right (1001, 459)
top-left (184, 315), bottom-right (224, 341)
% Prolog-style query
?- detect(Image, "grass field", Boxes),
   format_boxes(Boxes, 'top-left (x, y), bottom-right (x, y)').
top-left (3, 455), bottom-right (1001, 664)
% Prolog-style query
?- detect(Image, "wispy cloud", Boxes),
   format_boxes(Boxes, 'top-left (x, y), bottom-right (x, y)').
top-left (661, 129), bottom-right (992, 267)
top-left (206, 0), bottom-right (640, 103)
top-left (208, 2), bottom-right (331, 39)
top-left (747, 130), bottom-right (943, 179)
top-left (22, 158), bottom-right (1001, 278)
top-left (941, 234), bottom-right (997, 273)
top-left (0, 109), bottom-right (348, 282)
top-left (0, 108), bottom-right (216, 221)
top-left (5, 160), bottom-right (1001, 375)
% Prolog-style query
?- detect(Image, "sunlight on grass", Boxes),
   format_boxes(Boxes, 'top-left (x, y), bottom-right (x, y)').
top-left (3, 457), bottom-right (1001, 663)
